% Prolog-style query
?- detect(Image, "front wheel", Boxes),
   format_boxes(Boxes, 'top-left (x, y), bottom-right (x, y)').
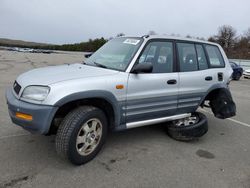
top-left (55, 106), bottom-right (107, 165)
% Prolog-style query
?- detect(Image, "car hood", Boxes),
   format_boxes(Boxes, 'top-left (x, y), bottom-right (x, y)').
top-left (16, 63), bottom-right (119, 86)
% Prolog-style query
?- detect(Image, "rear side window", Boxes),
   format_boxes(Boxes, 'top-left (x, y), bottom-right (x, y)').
top-left (205, 45), bottom-right (225, 67)
top-left (177, 43), bottom-right (198, 72)
top-left (196, 44), bottom-right (208, 70)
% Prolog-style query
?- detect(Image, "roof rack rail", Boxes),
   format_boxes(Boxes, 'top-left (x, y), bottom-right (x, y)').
top-left (141, 35), bottom-right (150, 38)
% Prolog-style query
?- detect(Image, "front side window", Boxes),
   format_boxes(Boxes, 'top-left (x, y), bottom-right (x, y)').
top-left (138, 41), bottom-right (173, 73)
top-left (205, 45), bottom-right (225, 67)
top-left (177, 43), bottom-right (198, 72)
top-left (85, 37), bottom-right (143, 71)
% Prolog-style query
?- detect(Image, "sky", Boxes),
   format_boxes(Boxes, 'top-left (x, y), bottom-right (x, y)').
top-left (0, 0), bottom-right (249, 44)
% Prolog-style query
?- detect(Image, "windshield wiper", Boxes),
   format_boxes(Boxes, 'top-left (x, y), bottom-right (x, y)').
top-left (93, 62), bottom-right (107, 69)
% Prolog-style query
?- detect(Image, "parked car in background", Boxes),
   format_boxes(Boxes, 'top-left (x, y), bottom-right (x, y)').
top-left (243, 69), bottom-right (250, 78)
top-left (230, 62), bottom-right (243, 80)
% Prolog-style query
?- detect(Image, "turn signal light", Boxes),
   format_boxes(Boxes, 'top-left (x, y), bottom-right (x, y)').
top-left (15, 112), bottom-right (33, 121)
top-left (116, 85), bottom-right (124, 89)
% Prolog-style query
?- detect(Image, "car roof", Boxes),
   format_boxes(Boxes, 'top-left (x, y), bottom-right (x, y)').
top-left (147, 35), bottom-right (219, 46)
top-left (122, 35), bottom-right (220, 46)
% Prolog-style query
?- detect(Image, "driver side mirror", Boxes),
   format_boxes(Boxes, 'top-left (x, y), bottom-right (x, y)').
top-left (131, 63), bottom-right (153, 74)
top-left (84, 53), bottom-right (93, 58)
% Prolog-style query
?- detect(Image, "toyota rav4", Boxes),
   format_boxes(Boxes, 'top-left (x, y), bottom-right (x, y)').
top-left (6, 35), bottom-right (236, 165)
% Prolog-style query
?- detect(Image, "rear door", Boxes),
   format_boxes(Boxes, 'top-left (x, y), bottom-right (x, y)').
top-left (126, 40), bottom-right (179, 123)
top-left (204, 44), bottom-right (226, 83)
top-left (176, 42), bottom-right (215, 113)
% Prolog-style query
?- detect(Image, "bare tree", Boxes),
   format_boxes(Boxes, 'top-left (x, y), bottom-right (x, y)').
top-left (244, 28), bottom-right (250, 41)
top-left (215, 25), bottom-right (237, 52)
top-left (208, 36), bottom-right (216, 42)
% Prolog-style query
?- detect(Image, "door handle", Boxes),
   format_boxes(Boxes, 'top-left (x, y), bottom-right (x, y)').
top-left (218, 72), bottom-right (223, 81)
top-left (205, 76), bottom-right (213, 81)
top-left (167, 79), bottom-right (177, 85)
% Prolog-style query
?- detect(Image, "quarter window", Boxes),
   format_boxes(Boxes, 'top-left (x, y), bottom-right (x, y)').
top-left (196, 44), bottom-right (208, 70)
top-left (138, 41), bottom-right (173, 73)
top-left (205, 45), bottom-right (225, 67)
top-left (177, 43), bottom-right (198, 72)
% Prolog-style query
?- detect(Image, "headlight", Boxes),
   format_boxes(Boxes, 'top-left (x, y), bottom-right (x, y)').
top-left (21, 86), bottom-right (50, 101)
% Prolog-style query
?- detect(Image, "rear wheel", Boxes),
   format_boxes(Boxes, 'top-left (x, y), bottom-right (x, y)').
top-left (55, 106), bottom-right (107, 165)
top-left (166, 112), bottom-right (208, 141)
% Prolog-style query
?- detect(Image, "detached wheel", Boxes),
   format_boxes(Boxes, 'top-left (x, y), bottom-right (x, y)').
top-left (166, 112), bottom-right (208, 141)
top-left (55, 106), bottom-right (107, 165)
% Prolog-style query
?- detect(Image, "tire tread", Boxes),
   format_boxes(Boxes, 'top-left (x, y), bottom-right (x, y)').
top-left (55, 106), bottom-right (97, 160)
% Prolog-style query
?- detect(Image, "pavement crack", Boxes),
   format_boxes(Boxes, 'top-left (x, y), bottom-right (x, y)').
top-left (97, 161), bottom-right (112, 172)
top-left (0, 176), bottom-right (29, 188)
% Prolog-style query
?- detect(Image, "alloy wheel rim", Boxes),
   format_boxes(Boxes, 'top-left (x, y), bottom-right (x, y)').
top-left (174, 114), bottom-right (199, 127)
top-left (76, 118), bottom-right (102, 156)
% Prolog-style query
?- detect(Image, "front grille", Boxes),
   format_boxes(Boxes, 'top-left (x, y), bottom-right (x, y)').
top-left (13, 81), bottom-right (21, 95)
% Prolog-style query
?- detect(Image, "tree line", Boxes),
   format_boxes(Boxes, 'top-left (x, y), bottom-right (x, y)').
top-left (208, 25), bottom-right (250, 59)
top-left (47, 26), bottom-right (250, 59)
top-left (1, 26), bottom-right (250, 59)
top-left (146, 26), bottom-right (250, 59)
top-left (32, 37), bottom-right (107, 52)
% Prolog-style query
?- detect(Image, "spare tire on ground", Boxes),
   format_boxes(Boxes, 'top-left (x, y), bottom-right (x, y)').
top-left (166, 112), bottom-right (208, 141)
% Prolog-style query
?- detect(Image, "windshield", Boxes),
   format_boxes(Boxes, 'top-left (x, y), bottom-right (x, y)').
top-left (85, 37), bottom-right (143, 71)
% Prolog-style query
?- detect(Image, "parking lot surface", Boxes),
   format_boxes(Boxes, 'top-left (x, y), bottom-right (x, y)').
top-left (0, 50), bottom-right (250, 188)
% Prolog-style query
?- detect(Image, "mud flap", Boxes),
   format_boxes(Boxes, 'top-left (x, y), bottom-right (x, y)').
top-left (209, 88), bottom-right (236, 119)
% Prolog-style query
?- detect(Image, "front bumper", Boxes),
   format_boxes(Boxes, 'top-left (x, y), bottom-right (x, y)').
top-left (5, 88), bottom-right (58, 134)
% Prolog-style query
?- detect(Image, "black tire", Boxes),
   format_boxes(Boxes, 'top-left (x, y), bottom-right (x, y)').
top-left (166, 112), bottom-right (208, 141)
top-left (55, 106), bottom-right (108, 165)
top-left (234, 72), bottom-right (241, 80)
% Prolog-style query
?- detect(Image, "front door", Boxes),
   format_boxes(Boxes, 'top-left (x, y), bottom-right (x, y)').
top-left (126, 40), bottom-right (179, 123)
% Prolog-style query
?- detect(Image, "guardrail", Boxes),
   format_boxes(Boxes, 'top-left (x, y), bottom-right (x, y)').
top-left (229, 59), bottom-right (250, 70)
